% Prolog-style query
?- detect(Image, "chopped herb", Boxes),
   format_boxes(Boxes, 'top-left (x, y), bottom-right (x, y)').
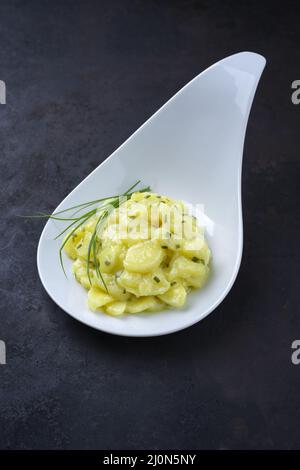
top-left (145, 195), bottom-right (151, 199)
top-left (175, 244), bottom-right (181, 249)
top-left (76, 243), bottom-right (82, 249)
top-left (105, 260), bottom-right (111, 266)
top-left (161, 260), bottom-right (169, 269)
top-left (171, 281), bottom-right (177, 286)
top-left (153, 276), bottom-right (160, 283)
top-left (192, 256), bottom-right (200, 263)
top-left (161, 245), bottom-right (168, 249)
top-left (123, 289), bottom-right (126, 294)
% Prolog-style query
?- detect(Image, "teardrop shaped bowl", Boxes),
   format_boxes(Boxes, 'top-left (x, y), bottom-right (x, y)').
top-left (37, 51), bottom-right (266, 337)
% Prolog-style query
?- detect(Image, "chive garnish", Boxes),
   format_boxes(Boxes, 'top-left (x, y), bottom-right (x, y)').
top-left (22, 180), bottom-right (151, 292)
top-left (153, 276), bottom-right (160, 283)
top-left (192, 256), bottom-right (200, 263)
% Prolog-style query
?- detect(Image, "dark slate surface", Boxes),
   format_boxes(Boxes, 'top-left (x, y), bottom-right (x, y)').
top-left (0, 0), bottom-right (299, 450)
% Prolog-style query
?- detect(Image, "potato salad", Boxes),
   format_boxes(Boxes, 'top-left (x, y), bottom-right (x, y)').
top-left (64, 191), bottom-right (211, 316)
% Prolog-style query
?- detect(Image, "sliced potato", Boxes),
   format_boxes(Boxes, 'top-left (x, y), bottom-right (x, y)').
top-left (183, 264), bottom-right (210, 289)
top-left (180, 236), bottom-right (206, 259)
top-left (105, 301), bottom-right (126, 316)
top-left (138, 270), bottom-right (170, 296)
top-left (168, 255), bottom-right (206, 280)
top-left (84, 219), bottom-right (97, 234)
top-left (92, 272), bottom-right (130, 301)
top-left (72, 259), bottom-right (92, 289)
top-left (98, 241), bottom-right (122, 273)
top-left (158, 283), bottom-right (187, 307)
top-left (118, 269), bottom-right (170, 297)
top-left (124, 240), bottom-right (164, 273)
top-left (117, 270), bottom-right (142, 297)
top-left (64, 229), bottom-right (84, 259)
top-left (125, 296), bottom-right (161, 314)
top-left (76, 231), bottom-right (94, 260)
top-left (87, 286), bottom-right (113, 310)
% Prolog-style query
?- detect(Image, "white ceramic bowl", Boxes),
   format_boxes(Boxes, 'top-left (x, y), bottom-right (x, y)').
top-left (37, 52), bottom-right (266, 337)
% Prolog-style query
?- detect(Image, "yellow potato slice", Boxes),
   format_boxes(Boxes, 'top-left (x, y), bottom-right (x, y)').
top-left (98, 241), bottom-right (122, 273)
top-left (76, 231), bottom-right (95, 259)
top-left (146, 297), bottom-right (165, 312)
top-left (118, 270), bottom-right (170, 296)
top-left (168, 255), bottom-right (206, 280)
top-left (158, 283), bottom-right (187, 307)
top-left (124, 240), bottom-right (164, 273)
top-left (72, 259), bottom-right (92, 289)
top-left (87, 286), bottom-right (113, 311)
top-left (78, 275), bottom-right (91, 289)
top-left (63, 229), bottom-right (84, 259)
top-left (116, 270), bottom-right (142, 297)
top-left (138, 270), bottom-right (170, 296)
top-left (105, 301), bottom-right (126, 316)
top-left (92, 272), bottom-right (130, 301)
top-left (125, 296), bottom-right (161, 314)
top-left (180, 236), bottom-right (210, 262)
top-left (183, 265), bottom-right (210, 289)
top-left (83, 219), bottom-right (97, 234)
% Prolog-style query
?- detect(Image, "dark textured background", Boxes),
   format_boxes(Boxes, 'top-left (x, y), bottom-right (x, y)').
top-left (0, 0), bottom-right (299, 450)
